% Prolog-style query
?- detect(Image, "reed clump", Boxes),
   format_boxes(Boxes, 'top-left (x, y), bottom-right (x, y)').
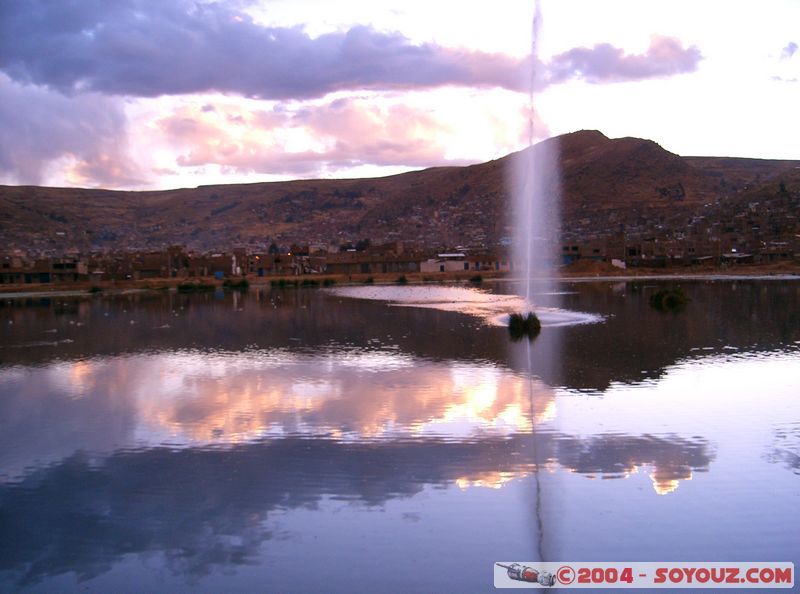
top-left (222, 278), bottom-right (249, 290)
top-left (649, 287), bottom-right (690, 313)
top-left (177, 282), bottom-right (216, 293)
top-left (508, 311), bottom-right (541, 341)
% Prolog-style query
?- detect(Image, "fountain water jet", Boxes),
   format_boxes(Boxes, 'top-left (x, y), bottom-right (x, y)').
top-left (512, 0), bottom-right (561, 308)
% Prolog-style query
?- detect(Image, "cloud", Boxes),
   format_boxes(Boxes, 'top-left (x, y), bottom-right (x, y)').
top-left (773, 42), bottom-right (798, 81)
top-left (0, 1), bottom-right (707, 188)
top-left (547, 35), bottom-right (702, 85)
top-left (0, 0), bottom-right (523, 99)
top-left (155, 97), bottom-right (474, 176)
top-left (0, 1), bottom-right (700, 102)
top-left (0, 76), bottom-right (142, 186)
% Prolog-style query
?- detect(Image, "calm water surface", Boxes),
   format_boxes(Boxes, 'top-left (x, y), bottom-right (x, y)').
top-left (0, 280), bottom-right (798, 592)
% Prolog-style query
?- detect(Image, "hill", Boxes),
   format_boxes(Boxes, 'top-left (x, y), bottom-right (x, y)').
top-left (1, 130), bottom-right (798, 255)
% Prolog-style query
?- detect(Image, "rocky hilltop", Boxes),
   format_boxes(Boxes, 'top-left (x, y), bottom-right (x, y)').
top-left (1, 130), bottom-right (798, 255)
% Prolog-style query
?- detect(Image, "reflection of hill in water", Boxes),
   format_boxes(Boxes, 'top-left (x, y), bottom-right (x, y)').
top-left (551, 280), bottom-right (800, 390)
top-left (0, 432), bottom-right (712, 586)
top-left (1, 280), bottom-right (798, 390)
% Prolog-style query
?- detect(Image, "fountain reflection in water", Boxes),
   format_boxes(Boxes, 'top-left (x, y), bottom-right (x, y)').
top-left (510, 0), bottom-right (561, 564)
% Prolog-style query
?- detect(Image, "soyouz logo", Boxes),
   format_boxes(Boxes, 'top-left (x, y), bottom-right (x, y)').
top-left (494, 562), bottom-right (794, 589)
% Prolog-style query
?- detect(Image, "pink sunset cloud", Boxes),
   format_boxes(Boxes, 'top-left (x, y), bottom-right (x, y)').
top-left (156, 98), bottom-right (474, 177)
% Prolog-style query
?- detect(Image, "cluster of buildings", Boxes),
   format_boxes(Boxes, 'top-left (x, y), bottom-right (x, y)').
top-left (0, 243), bottom-right (513, 285)
top-left (3, 200), bottom-right (799, 286)
top-left (561, 232), bottom-right (799, 268)
top-left (561, 188), bottom-right (800, 268)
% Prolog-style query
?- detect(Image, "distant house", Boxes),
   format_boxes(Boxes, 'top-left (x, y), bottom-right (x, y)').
top-left (0, 256), bottom-right (88, 284)
top-left (320, 243), bottom-right (422, 276)
top-left (325, 251), bottom-right (421, 275)
top-left (420, 253), bottom-right (466, 273)
top-left (420, 252), bottom-right (509, 273)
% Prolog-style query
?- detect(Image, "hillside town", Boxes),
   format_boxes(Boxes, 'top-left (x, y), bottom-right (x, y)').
top-left (0, 131), bottom-right (800, 285)
top-left (3, 186), bottom-right (799, 286)
top-left (2, 216), bottom-right (798, 287)
top-left (2, 131), bottom-right (799, 287)
top-left (560, 176), bottom-right (800, 266)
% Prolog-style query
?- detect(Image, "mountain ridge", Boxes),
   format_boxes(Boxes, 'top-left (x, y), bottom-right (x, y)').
top-left (1, 130), bottom-right (798, 255)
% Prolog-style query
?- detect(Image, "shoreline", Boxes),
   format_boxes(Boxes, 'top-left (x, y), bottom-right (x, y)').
top-left (2, 264), bottom-right (799, 299)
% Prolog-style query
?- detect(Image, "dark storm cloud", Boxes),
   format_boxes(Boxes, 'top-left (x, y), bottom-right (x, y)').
top-left (0, 1), bottom-right (701, 101)
top-left (0, 0), bottom-right (523, 99)
top-left (548, 36), bottom-right (702, 85)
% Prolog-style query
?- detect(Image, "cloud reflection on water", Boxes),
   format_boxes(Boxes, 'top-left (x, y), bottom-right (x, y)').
top-left (0, 350), bottom-right (554, 477)
top-left (0, 432), bottom-right (713, 587)
top-left (0, 350), bottom-right (711, 498)
top-left (1, 282), bottom-right (798, 589)
top-left (0, 344), bottom-right (720, 587)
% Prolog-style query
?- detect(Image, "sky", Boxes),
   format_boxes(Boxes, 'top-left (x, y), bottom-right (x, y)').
top-left (0, 0), bottom-right (797, 190)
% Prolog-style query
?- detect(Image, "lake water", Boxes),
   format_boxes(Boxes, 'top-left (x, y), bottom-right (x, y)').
top-left (0, 279), bottom-right (798, 592)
